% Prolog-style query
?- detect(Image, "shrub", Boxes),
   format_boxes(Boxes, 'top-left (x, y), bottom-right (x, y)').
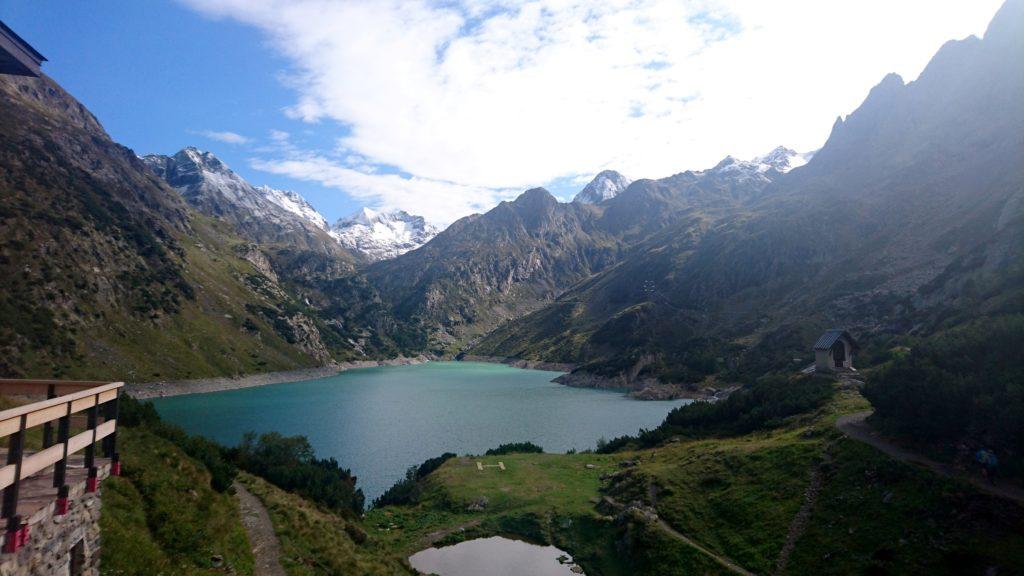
top-left (119, 395), bottom-right (237, 491)
top-left (597, 374), bottom-right (834, 453)
top-left (373, 452), bottom-right (456, 508)
top-left (231, 432), bottom-right (365, 516)
top-left (485, 442), bottom-right (544, 455)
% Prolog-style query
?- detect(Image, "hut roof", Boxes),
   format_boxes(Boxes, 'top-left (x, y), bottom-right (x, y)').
top-left (813, 329), bottom-right (858, 351)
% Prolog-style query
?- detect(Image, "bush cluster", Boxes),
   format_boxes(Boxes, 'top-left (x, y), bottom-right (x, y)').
top-left (119, 395), bottom-right (365, 514)
top-left (864, 315), bottom-right (1023, 476)
top-left (598, 374), bottom-right (834, 453)
top-left (372, 452), bottom-right (457, 508)
top-left (485, 441), bottom-right (544, 455)
top-left (230, 432), bottom-right (364, 516)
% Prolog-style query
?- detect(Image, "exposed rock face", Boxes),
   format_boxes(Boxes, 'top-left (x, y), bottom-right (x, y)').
top-left (235, 244), bottom-right (279, 283)
top-left (278, 313), bottom-right (332, 363)
top-left (329, 208), bottom-right (438, 261)
top-left (366, 187), bottom-right (619, 350)
top-left (573, 170), bottom-right (632, 204)
top-left (142, 148), bottom-right (347, 260)
top-left (0, 73), bottom-right (361, 379)
top-left (368, 143), bottom-right (823, 354)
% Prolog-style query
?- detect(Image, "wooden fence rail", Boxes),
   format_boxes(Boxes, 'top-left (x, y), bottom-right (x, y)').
top-left (0, 379), bottom-right (123, 553)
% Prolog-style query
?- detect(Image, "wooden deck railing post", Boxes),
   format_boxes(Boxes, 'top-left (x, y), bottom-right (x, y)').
top-left (42, 384), bottom-right (56, 449)
top-left (104, 390), bottom-right (121, 475)
top-left (1, 415), bottom-right (26, 552)
top-left (85, 395), bottom-right (98, 492)
top-left (53, 402), bottom-right (71, 489)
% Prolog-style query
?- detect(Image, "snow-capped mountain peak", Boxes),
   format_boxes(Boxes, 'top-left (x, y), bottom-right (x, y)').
top-left (343, 207), bottom-right (381, 227)
top-left (573, 170), bottom-right (632, 204)
top-left (330, 208), bottom-right (439, 261)
top-left (258, 185), bottom-right (328, 230)
top-left (752, 146), bottom-right (815, 173)
top-left (145, 147), bottom-right (437, 261)
top-left (705, 147), bottom-right (815, 184)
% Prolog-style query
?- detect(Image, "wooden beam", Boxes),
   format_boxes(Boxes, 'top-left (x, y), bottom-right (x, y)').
top-left (0, 382), bottom-right (123, 438)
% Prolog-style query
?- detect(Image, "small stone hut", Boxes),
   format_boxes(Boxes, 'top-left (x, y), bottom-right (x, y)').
top-left (813, 329), bottom-right (858, 372)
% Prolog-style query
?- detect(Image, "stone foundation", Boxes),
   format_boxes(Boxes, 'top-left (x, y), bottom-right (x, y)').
top-left (0, 467), bottom-right (107, 576)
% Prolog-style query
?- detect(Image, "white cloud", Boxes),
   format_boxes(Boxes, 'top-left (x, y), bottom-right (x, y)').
top-left (180, 0), bottom-right (1003, 223)
top-left (251, 154), bottom-right (518, 225)
top-left (268, 129), bottom-right (290, 142)
top-left (194, 129), bottom-right (250, 145)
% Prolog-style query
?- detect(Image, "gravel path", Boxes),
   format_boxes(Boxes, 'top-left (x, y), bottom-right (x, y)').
top-left (774, 443), bottom-right (834, 575)
top-left (235, 481), bottom-right (287, 576)
top-left (837, 411), bottom-right (1024, 504)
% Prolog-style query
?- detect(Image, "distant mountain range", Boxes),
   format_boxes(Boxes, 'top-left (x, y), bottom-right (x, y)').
top-left (142, 148), bottom-right (344, 258)
top-left (0, 0), bottom-right (1019, 388)
top-left (469, 0), bottom-right (1023, 390)
top-left (143, 147), bottom-right (437, 263)
top-left (329, 208), bottom-right (439, 262)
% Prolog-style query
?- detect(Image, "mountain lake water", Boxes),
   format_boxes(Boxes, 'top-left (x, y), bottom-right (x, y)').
top-left (408, 536), bottom-right (584, 576)
top-left (151, 361), bottom-right (690, 501)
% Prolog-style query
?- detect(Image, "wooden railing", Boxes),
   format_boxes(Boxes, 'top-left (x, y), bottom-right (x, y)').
top-left (0, 379), bottom-right (123, 553)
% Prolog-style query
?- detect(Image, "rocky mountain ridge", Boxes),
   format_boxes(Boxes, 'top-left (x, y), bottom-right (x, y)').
top-left (142, 147), bottom-right (346, 259)
top-left (469, 0), bottom-right (1023, 391)
top-left (0, 75), bottom-right (344, 379)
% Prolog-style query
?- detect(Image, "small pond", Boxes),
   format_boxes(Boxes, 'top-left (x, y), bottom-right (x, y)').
top-left (408, 536), bottom-right (585, 576)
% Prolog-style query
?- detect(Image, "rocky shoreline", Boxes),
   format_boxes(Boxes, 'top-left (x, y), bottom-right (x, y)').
top-left (127, 356), bottom-right (431, 399)
top-left (459, 354), bottom-right (729, 401)
top-left (553, 370), bottom-right (731, 401)
top-left (457, 354), bottom-right (577, 373)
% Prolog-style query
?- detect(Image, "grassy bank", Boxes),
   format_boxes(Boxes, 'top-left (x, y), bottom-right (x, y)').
top-left (238, 473), bottom-right (410, 576)
top-left (366, 387), bottom-right (1024, 575)
top-left (99, 413), bottom-right (409, 575)
top-left (100, 428), bottom-right (254, 575)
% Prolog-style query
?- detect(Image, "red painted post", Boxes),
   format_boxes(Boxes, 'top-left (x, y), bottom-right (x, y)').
top-left (1, 515), bottom-right (21, 554)
top-left (55, 485), bottom-right (70, 515)
top-left (86, 468), bottom-right (98, 493)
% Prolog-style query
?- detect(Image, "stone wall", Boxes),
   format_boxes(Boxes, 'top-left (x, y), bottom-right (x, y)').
top-left (0, 470), bottom-right (107, 576)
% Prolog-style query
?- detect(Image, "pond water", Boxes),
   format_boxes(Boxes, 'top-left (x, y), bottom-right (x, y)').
top-left (409, 536), bottom-right (584, 576)
top-left (151, 361), bottom-right (688, 500)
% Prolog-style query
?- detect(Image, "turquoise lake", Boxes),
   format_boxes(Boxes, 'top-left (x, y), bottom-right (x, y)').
top-left (151, 361), bottom-right (689, 501)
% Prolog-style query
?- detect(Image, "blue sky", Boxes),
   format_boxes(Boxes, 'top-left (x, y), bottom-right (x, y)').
top-left (0, 1), bottom-right (1003, 225)
top-left (1, 0), bottom-right (368, 222)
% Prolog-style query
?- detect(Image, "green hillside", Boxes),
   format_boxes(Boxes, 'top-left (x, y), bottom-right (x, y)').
top-left (0, 73), bottom-right (361, 382)
top-left (369, 386), bottom-right (1024, 575)
top-left (470, 3), bottom-right (1024, 388)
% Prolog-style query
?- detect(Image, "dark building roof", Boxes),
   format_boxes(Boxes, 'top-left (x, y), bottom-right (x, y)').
top-left (813, 329), bottom-right (858, 351)
top-left (0, 20), bottom-right (46, 77)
